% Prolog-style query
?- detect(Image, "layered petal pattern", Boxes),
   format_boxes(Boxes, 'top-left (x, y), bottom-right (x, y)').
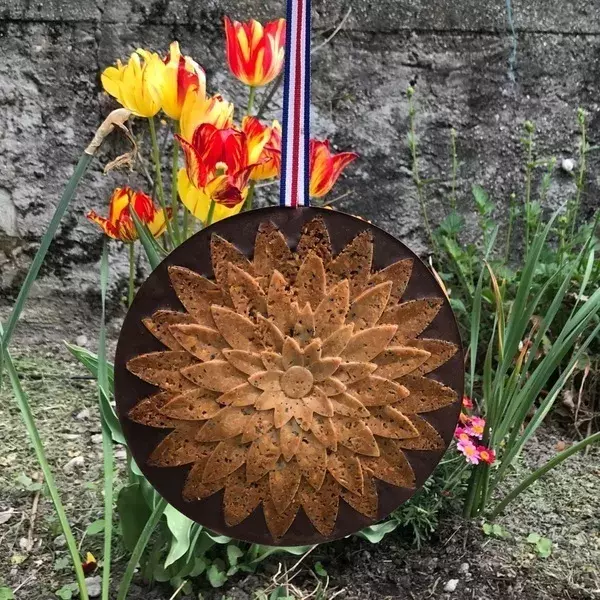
top-left (127, 217), bottom-right (458, 540)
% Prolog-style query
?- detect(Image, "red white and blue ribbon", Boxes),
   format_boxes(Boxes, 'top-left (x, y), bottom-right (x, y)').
top-left (279, 0), bottom-right (311, 208)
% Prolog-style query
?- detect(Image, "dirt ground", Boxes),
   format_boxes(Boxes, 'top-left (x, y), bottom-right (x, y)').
top-left (0, 350), bottom-right (599, 600)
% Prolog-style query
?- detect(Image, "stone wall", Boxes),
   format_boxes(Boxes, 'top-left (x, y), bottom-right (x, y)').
top-left (1, 0), bottom-right (599, 342)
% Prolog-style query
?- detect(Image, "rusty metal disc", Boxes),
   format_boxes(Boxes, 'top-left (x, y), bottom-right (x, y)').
top-left (114, 206), bottom-right (464, 546)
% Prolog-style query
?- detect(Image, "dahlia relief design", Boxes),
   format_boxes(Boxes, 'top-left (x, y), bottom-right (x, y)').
top-left (125, 217), bottom-right (459, 541)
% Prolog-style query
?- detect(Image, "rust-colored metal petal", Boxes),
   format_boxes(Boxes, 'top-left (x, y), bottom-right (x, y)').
top-left (382, 298), bottom-right (444, 344)
top-left (280, 419), bottom-right (303, 461)
top-left (397, 375), bottom-right (457, 413)
top-left (160, 388), bottom-right (222, 420)
top-left (210, 233), bottom-right (255, 298)
top-left (299, 474), bottom-right (340, 536)
top-left (196, 406), bottom-right (252, 442)
top-left (255, 314), bottom-right (285, 352)
top-left (222, 349), bottom-right (265, 375)
top-left (296, 433), bottom-right (327, 490)
top-left (330, 392), bottom-right (370, 419)
top-left (293, 302), bottom-right (316, 346)
top-left (395, 415), bottom-right (445, 450)
top-left (127, 351), bottom-right (198, 392)
top-left (372, 346), bottom-right (431, 380)
top-left (246, 430), bottom-right (281, 483)
top-left (203, 437), bottom-right (248, 483)
top-left (365, 406), bottom-right (419, 439)
top-left (223, 468), bottom-right (267, 526)
top-left (282, 337), bottom-right (304, 369)
top-left (349, 376), bottom-right (409, 407)
top-left (334, 416), bottom-right (380, 457)
top-left (128, 391), bottom-right (180, 428)
top-left (267, 271), bottom-right (296, 334)
top-left (168, 266), bottom-right (224, 326)
top-left (327, 447), bottom-right (364, 495)
top-left (217, 382), bottom-right (262, 407)
top-left (148, 424), bottom-right (210, 466)
top-left (347, 282), bottom-right (392, 331)
top-left (405, 339), bottom-right (459, 374)
top-left (340, 470), bottom-right (378, 519)
top-left (321, 324), bottom-right (354, 357)
top-left (304, 387), bottom-right (334, 417)
top-left (143, 310), bottom-right (196, 350)
top-left (182, 360), bottom-right (247, 392)
top-left (183, 458), bottom-right (226, 501)
top-left (314, 280), bottom-right (350, 340)
top-left (241, 410), bottom-right (275, 444)
top-left (269, 460), bottom-right (302, 513)
top-left (310, 357), bottom-right (342, 382)
top-left (296, 252), bottom-right (326, 310)
top-left (228, 263), bottom-right (268, 317)
top-left (342, 325), bottom-right (398, 362)
top-left (169, 324), bottom-right (226, 362)
top-left (327, 231), bottom-right (373, 299)
top-left (211, 305), bottom-right (259, 352)
top-left (263, 496), bottom-right (300, 540)
top-left (253, 221), bottom-right (296, 282)
top-left (296, 217), bottom-right (332, 264)
top-left (335, 362), bottom-right (378, 385)
top-left (369, 259), bottom-right (413, 305)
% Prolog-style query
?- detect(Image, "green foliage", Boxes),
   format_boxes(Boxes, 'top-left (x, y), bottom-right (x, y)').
top-left (482, 522), bottom-right (509, 539)
top-left (526, 533), bottom-right (553, 558)
top-left (0, 588), bottom-right (14, 600)
top-left (55, 583), bottom-right (79, 600)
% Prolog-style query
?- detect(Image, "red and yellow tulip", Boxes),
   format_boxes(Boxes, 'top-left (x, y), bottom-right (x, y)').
top-left (101, 50), bottom-right (166, 118)
top-left (224, 17), bottom-right (286, 87)
top-left (177, 123), bottom-right (262, 222)
top-left (161, 41), bottom-right (206, 120)
top-left (179, 87), bottom-right (235, 142)
top-left (242, 117), bottom-right (282, 180)
top-left (309, 140), bottom-right (358, 198)
top-left (87, 187), bottom-right (170, 242)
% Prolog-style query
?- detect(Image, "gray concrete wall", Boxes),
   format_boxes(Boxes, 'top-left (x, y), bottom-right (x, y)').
top-left (1, 0), bottom-right (599, 342)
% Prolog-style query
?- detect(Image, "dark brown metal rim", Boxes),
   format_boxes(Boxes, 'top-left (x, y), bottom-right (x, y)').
top-left (114, 206), bottom-right (464, 546)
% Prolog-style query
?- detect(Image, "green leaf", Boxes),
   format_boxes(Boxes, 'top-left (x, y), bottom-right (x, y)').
top-left (526, 532), bottom-right (541, 544)
top-left (56, 583), bottom-right (78, 600)
top-left (226, 545), bottom-right (244, 567)
top-left (0, 587), bottom-right (14, 600)
top-left (357, 520), bottom-right (400, 543)
top-left (85, 519), bottom-right (105, 536)
top-left (131, 208), bottom-right (161, 270)
top-left (207, 564), bottom-right (228, 588)
top-left (438, 211), bottom-right (464, 236)
top-left (536, 537), bottom-right (552, 558)
top-left (472, 184), bottom-right (493, 216)
top-left (206, 532), bottom-right (232, 544)
top-left (54, 556), bottom-right (71, 571)
top-left (314, 561), bottom-right (328, 577)
top-left (116, 483), bottom-right (151, 552)
top-left (164, 505), bottom-right (193, 568)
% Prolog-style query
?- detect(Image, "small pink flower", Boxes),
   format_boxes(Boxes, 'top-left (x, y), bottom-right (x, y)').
top-left (477, 446), bottom-right (496, 465)
top-left (457, 439), bottom-right (480, 464)
top-left (462, 395), bottom-right (474, 409)
top-left (454, 427), bottom-right (471, 444)
top-left (467, 416), bottom-right (486, 439)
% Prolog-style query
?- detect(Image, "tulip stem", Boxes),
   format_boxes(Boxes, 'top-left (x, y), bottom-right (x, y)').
top-left (170, 122), bottom-right (181, 243)
top-left (247, 86), bottom-right (256, 116)
top-left (183, 206), bottom-right (190, 240)
top-left (206, 201), bottom-right (216, 227)
top-left (148, 116), bottom-right (176, 246)
top-left (127, 243), bottom-right (135, 306)
top-left (244, 181), bottom-right (256, 212)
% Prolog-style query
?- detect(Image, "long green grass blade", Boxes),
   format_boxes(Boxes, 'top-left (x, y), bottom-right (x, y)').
top-left (1, 325), bottom-right (89, 600)
top-left (97, 241), bottom-right (115, 600)
top-left (117, 497), bottom-right (168, 600)
top-left (131, 209), bottom-right (161, 270)
top-left (0, 153), bottom-right (94, 385)
top-left (490, 431), bottom-right (600, 518)
top-left (64, 344), bottom-right (115, 391)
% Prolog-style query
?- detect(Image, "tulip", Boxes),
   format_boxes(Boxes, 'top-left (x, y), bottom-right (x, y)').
top-left (87, 187), bottom-right (170, 242)
top-left (101, 50), bottom-right (166, 118)
top-left (309, 140), bottom-right (358, 198)
top-left (161, 41), bottom-right (206, 120)
top-left (176, 123), bottom-right (262, 221)
top-left (179, 87), bottom-right (235, 142)
top-left (240, 117), bottom-right (282, 180)
top-left (224, 17), bottom-right (286, 87)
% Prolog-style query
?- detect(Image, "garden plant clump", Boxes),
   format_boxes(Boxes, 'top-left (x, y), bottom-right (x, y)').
top-left (1, 11), bottom-right (599, 600)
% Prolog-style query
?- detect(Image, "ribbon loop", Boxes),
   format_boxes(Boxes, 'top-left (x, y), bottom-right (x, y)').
top-left (279, 0), bottom-right (311, 208)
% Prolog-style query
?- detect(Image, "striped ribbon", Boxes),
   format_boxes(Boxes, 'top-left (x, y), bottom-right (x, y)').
top-left (279, 0), bottom-right (311, 208)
